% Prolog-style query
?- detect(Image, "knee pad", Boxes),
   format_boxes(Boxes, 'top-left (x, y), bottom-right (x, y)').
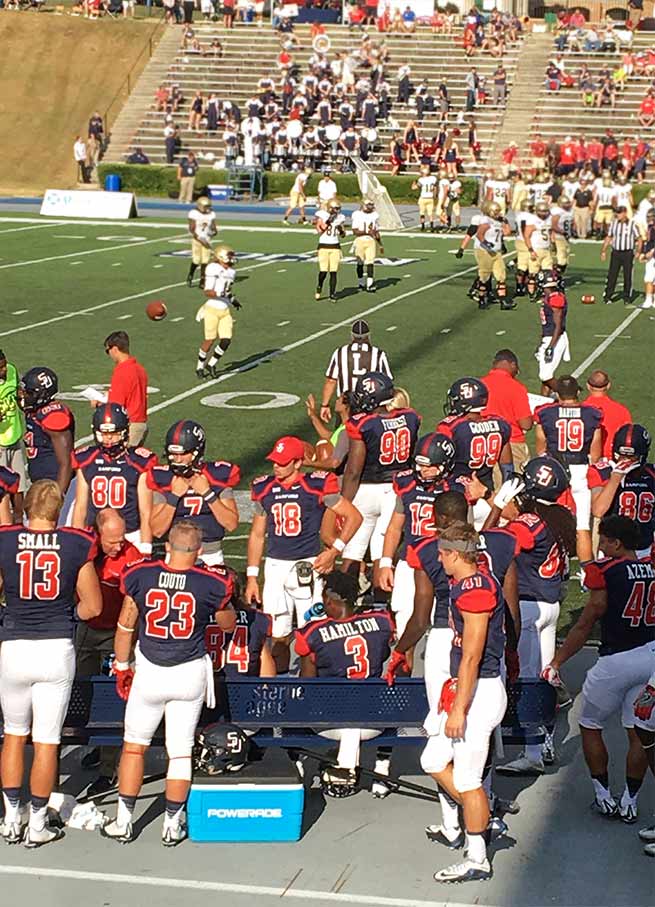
top-left (167, 755), bottom-right (192, 781)
top-left (496, 282), bottom-right (506, 298)
top-left (217, 338), bottom-right (231, 353)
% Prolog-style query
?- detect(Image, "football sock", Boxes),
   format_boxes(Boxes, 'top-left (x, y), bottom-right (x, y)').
top-left (164, 799), bottom-right (186, 825)
top-left (625, 776), bottom-right (643, 798)
top-left (329, 273), bottom-right (337, 296)
top-left (208, 344), bottom-right (226, 368)
top-left (117, 793), bottom-right (137, 826)
top-left (438, 788), bottom-right (460, 834)
top-left (356, 263), bottom-right (364, 279)
top-left (196, 348), bottom-right (208, 371)
top-left (591, 775), bottom-right (611, 801)
top-left (29, 795), bottom-right (48, 832)
top-left (188, 263), bottom-right (198, 281)
top-left (2, 788), bottom-right (21, 824)
top-left (646, 293), bottom-right (653, 305)
top-left (366, 264), bottom-right (374, 288)
top-left (466, 832), bottom-right (487, 864)
top-left (317, 271), bottom-right (327, 291)
top-left (199, 264), bottom-right (207, 285)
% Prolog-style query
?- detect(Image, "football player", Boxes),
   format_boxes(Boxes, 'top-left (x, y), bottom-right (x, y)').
top-left (550, 195), bottom-right (573, 277)
top-left (484, 170), bottom-right (511, 216)
top-left (378, 432), bottom-right (456, 642)
top-left (19, 367), bottom-right (74, 493)
top-left (435, 169), bottom-right (450, 229)
top-left (633, 675), bottom-right (655, 856)
top-left (639, 207), bottom-right (655, 309)
top-left (534, 375), bottom-right (602, 564)
top-left (351, 199), bottom-right (382, 292)
top-left (103, 521), bottom-right (234, 846)
top-left (412, 164), bottom-right (437, 232)
top-left (513, 199), bottom-right (533, 298)
top-left (454, 203), bottom-right (489, 301)
top-left (0, 465), bottom-right (19, 525)
top-left (195, 245), bottom-right (241, 379)
top-left (149, 420), bottom-right (240, 566)
top-left (524, 201), bottom-right (554, 299)
top-left (71, 403), bottom-right (156, 554)
top-left (315, 198), bottom-right (346, 301)
top-left (444, 174), bottom-right (462, 229)
top-left (341, 373), bottom-right (421, 604)
top-left (295, 570), bottom-right (394, 797)
top-left (534, 275), bottom-right (571, 395)
top-left (472, 202), bottom-right (513, 310)
top-left (489, 457), bottom-right (577, 774)
top-left (436, 377), bottom-right (512, 527)
top-left (614, 171), bottom-right (634, 218)
top-left (543, 515), bottom-right (655, 822)
top-left (187, 196), bottom-right (217, 289)
top-left (420, 521), bottom-right (507, 884)
top-left (246, 435), bottom-right (362, 673)
top-left (283, 166), bottom-right (312, 225)
top-left (0, 480), bottom-right (101, 846)
top-left (589, 423), bottom-right (655, 558)
top-left (592, 170), bottom-right (616, 238)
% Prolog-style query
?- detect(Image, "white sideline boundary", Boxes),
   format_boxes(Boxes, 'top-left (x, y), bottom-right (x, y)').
top-left (572, 307), bottom-right (643, 378)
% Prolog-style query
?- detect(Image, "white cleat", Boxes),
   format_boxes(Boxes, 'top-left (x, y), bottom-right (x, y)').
top-left (162, 821), bottom-right (187, 847)
top-left (433, 857), bottom-right (492, 884)
top-left (101, 818), bottom-right (134, 844)
top-left (23, 825), bottom-right (65, 849)
top-left (619, 801), bottom-right (638, 824)
top-left (638, 825), bottom-right (655, 842)
top-left (592, 795), bottom-right (618, 819)
top-left (1, 819), bottom-right (25, 845)
top-left (644, 842), bottom-right (655, 858)
top-left (496, 754), bottom-right (545, 776)
top-left (371, 780), bottom-right (391, 799)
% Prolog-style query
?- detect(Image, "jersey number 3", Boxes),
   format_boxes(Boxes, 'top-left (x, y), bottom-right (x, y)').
top-left (145, 590), bottom-right (196, 639)
top-left (344, 634), bottom-right (370, 679)
top-left (17, 550), bottom-right (61, 600)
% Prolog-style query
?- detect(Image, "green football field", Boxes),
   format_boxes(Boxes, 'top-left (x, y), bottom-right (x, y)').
top-left (1, 211), bottom-right (650, 629)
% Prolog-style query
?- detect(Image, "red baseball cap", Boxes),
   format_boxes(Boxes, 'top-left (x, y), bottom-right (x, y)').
top-left (267, 436), bottom-right (305, 465)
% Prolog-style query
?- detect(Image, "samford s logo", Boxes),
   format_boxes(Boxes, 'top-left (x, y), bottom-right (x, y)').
top-left (207, 808), bottom-right (283, 819)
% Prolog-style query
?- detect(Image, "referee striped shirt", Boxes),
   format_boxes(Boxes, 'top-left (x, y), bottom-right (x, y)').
top-left (325, 342), bottom-right (393, 395)
top-left (607, 217), bottom-right (640, 251)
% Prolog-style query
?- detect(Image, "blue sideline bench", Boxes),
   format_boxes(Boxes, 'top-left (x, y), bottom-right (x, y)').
top-left (0, 677), bottom-right (557, 749)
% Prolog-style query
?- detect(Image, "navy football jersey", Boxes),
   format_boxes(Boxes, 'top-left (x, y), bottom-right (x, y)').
top-left (584, 556), bottom-right (655, 656)
top-left (121, 560), bottom-right (232, 667)
top-left (24, 402), bottom-right (75, 483)
top-left (477, 528), bottom-right (517, 586)
top-left (535, 402), bottom-right (601, 466)
top-left (205, 607), bottom-right (272, 676)
top-left (436, 413), bottom-right (511, 492)
top-left (72, 444), bottom-right (157, 532)
top-left (346, 408), bottom-right (421, 483)
top-left (294, 609), bottom-right (394, 677)
top-left (449, 571), bottom-right (505, 678)
top-left (406, 537), bottom-right (450, 628)
top-left (0, 525), bottom-right (96, 641)
top-left (505, 513), bottom-right (565, 604)
top-left (251, 470), bottom-right (340, 560)
top-left (392, 469), bottom-right (442, 558)
top-left (0, 465), bottom-right (19, 501)
top-left (540, 290), bottom-right (567, 337)
top-left (148, 461), bottom-right (240, 543)
top-left (588, 461), bottom-right (655, 551)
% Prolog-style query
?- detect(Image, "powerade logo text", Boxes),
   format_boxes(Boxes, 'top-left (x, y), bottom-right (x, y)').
top-left (207, 808), bottom-right (283, 819)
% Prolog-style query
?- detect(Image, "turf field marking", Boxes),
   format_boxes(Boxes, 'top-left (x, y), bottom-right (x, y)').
top-left (0, 233), bottom-right (187, 271)
top-left (572, 308), bottom-right (642, 379)
top-left (277, 320), bottom-right (291, 326)
top-left (116, 314), bottom-right (133, 320)
top-left (0, 865), bottom-right (462, 907)
top-left (11, 310), bottom-right (28, 315)
top-left (386, 325), bottom-right (397, 331)
top-left (0, 222), bottom-right (66, 235)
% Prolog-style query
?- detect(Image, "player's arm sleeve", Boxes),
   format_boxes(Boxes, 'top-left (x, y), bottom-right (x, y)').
top-left (42, 410), bottom-right (73, 432)
top-left (506, 519), bottom-right (537, 552)
top-left (294, 629), bottom-right (312, 657)
top-left (457, 587), bottom-right (497, 614)
top-left (583, 563), bottom-right (606, 591)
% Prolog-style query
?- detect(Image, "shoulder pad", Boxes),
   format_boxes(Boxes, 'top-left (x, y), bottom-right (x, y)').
top-left (132, 446), bottom-right (155, 460)
top-left (438, 414), bottom-right (460, 427)
top-left (514, 512), bottom-right (541, 528)
top-left (251, 473), bottom-right (272, 488)
top-left (147, 465), bottom-right (172, 490)
top-left (72, 444), bottom-right (97, 468)
top-left (308, 470), bottom-right (329, 479)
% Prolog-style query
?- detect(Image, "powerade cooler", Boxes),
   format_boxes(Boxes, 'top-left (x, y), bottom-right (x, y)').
top-left (187, 749), bottom-right (304, 842)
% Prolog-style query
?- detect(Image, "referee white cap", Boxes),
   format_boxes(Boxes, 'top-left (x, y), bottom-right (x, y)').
top-left (351, 320), bottom-right (370, 338)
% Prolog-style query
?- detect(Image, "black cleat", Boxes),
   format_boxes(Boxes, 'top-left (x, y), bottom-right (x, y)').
top-left (425, 825), bottom-right (465, 849)
top-left (195, 367), bottom-right (207, 380)
top-left (500, 299), bottom-right (517, 310)
top-left (186, 276), bottom-right (194, 288)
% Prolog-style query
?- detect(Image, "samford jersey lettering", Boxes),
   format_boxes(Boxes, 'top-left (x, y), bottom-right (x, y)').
top-left (251, 470), bottom-right (340, 560)
top-left (588, 461), bottom-right (655, 551)
top-left (477, 528), bottom-right (517, 586)
top-left (505, 513), bottom-right (565, 603)
top-left (71, 445), bottom-right (157, 532)
top-left (205, 607), bottom-right (272, 677)
top-left (346, 408), bottom-right (421, 484)
top-left (584, 556), bottom-right (655, 656)
top-left (448, 571), bottom-right (505, 678)
top-left (148, 461), bottom-right (240, 544)
top-left (540, 290), bottom-right (567, 337)
top-left (121, 560), bottom-right (231, 667)
top-left (294, 609), bottom-right (394, 677)
top-left (392, 469), bottom-right (444, 556)
top-left (0, 526), bottom-right (96, 641)
top-left (436, 414), bottom-right (511, 492)
top-left (535, 402), bottom-right (602, 466)
top-left (24, 402), bottom-right (75, 483)
top-left (406, 537), bottom-right (450, 628)
top-left (0, 465), bottom-right (19, 501)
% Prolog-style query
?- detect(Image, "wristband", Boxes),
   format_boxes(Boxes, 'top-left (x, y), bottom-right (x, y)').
top-left (203, 489), bottom-right (217, 504)
top-left (166, 492), bottom-right (180, 507)
top-left (114, 659), bottom-right (131, 671)
top-left (246, 566), bottom-right (260, 578)
top-left (332, 537), bottom-right (346, 553)
top-left (117, 622), bottom-right (135, 634)
top-left (137, 541), bottom-right (152, 555)
top-left (379, 556), bottom-right (393, 568)
top-left (321, 402), bottom-right (330, 409)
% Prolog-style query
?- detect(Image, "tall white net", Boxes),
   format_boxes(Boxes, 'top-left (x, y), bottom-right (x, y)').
top-left (350, 155), bottom-right (404, 230)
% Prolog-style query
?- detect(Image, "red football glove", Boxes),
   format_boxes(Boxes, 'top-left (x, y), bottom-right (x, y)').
top-left (384, 649), bottom-right (410, 686)
top-left (438, 677), bottom-right (458, 714)
top-left (114, 667), bottom-right (135, 701)
top-left (634, 684), bottom-right (655, 722)
top-left (505, 648), bottom-right (520, 684)
top-left (541, 664), bottom-right (562, 687)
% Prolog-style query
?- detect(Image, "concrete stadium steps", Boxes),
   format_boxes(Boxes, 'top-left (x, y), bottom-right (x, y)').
top-left (105, 22), bottom-right (525, 173)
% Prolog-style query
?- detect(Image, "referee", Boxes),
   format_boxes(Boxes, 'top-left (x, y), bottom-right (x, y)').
top-left (600, 206), bottom-right (642, 305)
top-left (320, 320), bottom-right (392, 421)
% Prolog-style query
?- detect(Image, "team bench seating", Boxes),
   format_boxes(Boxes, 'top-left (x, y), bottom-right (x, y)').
top-left (0, 677), bottom-right (556, 749)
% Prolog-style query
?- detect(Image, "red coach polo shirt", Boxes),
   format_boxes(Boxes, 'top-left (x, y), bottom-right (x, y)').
top-left (88, 541), bottom-right (143, 631)
top-left (482, 368), bottom-right (532, 443)
top-left (583, 393), bottom-right (632, 459)
top-left (109, 356), bottom-right (148, 424)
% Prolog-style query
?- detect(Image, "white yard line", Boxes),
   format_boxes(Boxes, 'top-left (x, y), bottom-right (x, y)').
top-left (0, 233), bottom-right (187, 271)
top-left (572, 307), bottom-right (643, 379)
top-left (0, 221), bottom-right (66, 235)
top-left (0, 865), bottom-right (460, 907)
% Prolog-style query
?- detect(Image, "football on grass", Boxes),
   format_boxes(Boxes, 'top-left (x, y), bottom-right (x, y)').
top-left (146, 300), bottom-right (167, 320)
top-left (581, 294), bottom-right (596, 305)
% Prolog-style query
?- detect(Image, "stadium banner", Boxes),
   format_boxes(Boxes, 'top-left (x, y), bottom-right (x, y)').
top-left (40, 189), bottom-right (138, 220)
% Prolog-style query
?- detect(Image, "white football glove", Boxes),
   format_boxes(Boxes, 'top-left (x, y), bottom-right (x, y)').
top-left (541, 664), bottom-right (562, 687)
top-left (493, 477), bottom-right (525, 510)
top-left (612, 456), bottom-right (641, 476)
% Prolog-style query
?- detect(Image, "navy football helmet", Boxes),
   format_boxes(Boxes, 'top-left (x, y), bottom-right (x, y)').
top-left (520, 455), bottom-right (570, 503)
top-left (92, 403), bottom-right (129, 459)
top-left (414, 432), bottom-right (456, 483)
top-left (193, 723), bottom-right (249, 775)
top-left (165, 420), bottom-right (206, 476)
top-left (351, 371), bottom-right (395, 414)
top-left (612, 423), bottom-right (651, 466)
top-left (19, 367), bottom-right (58, 412)
top-left (444, 377), bottom-right (488, 416)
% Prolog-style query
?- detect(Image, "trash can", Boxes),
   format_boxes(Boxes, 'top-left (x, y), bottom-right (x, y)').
top-left (104, 174), bottom-right (122, 192)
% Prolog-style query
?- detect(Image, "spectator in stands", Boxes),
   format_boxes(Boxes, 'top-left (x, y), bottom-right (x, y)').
top-left (164, 122), bottom-right (178, 164)
top-left (467, 117), bottom-right (481, 164)
top-left (501, 141), bottom-right (518, 177)
top-left (602, 129), bottom-right (619, 173)
top-left (583, 27), bottom-right (601, 52)
top-left (155, 85), bottom-right (170, 112)
top-left (182, 0), bottom-right (194, 23)
top-left (402, 4), bottom-right (416, 32)
top-left (88, 112), bottom-right (104, 145)
top-left (570, 7), bottom-right (586, 27)
top-left (465, 67), bottom-right (478, 111)
top-left (126, 147), bottom-right (150, 165)
top-left (389, 132), bottom-right (404, 175)
top-left (530, 132), bottom-right (546, 175)
top-left (396, 62), bottom-right (412, 103)
top-left (633, 136), bottom-right (651, 182)
top-left (492, 63), bottom-right (507, 107)
top-left (545, 61), bottom-right (562, 92)
top-left (74, 135), bottom-right (88, 183)
top-left (595, 77), bottom-right (616, 109)
top-left (188, 91), bottom-right (205, 132)
top-left (403, 119), bottom-right (421, 164)
top-left (639, 91), bottom-right (655, 128)
top-left (86, 132), bottom-right (101, 181)
top-left (122, 0), bottom-right (135, 17)
top-left (223, 0), bottom-right (235, 27)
